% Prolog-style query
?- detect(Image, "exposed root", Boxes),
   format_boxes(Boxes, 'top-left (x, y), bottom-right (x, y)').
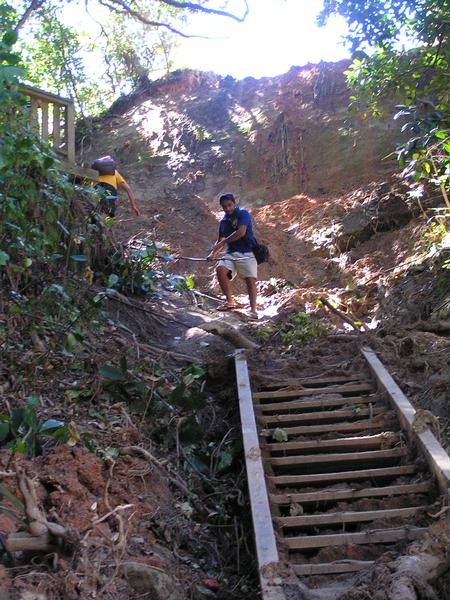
top-left (3, 466), bottom-right (76, 554)
top-left (335, 520), bottom-right (450, 600)
top-left (198, 320), bottom-right (259, 349)
top-left (319, 295), bottom-right (365, 331)
top-left (120, 445), bottom-right (205, 514)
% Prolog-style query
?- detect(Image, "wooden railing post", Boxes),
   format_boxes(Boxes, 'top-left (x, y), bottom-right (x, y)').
top-left (30, 97), bottom-right (39, 130)
top-left (19, 84), bottom-right (97, 181)
top-left (66, 102), bottom-right (75, 164)
top-left (41, 101), bottom-right (49, 142)
top-left (20, 85), bottom-right (75, 163)
top-left (52, 104), bottom-right (61, 154)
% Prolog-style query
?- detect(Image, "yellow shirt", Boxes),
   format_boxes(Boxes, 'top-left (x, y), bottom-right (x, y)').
top-left (98, 170), bottom-right (125, 190)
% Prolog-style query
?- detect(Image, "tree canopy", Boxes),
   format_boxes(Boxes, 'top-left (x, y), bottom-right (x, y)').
top-left (10, 0), bottom-right (249, 115)
top-left (14, 0), bottom-right (249, 36)
top-left (319, 0), bottom-right (449, 207)
top-left (318, 0), bottom-right (448, 105)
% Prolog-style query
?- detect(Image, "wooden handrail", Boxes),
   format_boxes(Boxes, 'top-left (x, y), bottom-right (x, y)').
top-left (20, 84), bottom-right (75, 164)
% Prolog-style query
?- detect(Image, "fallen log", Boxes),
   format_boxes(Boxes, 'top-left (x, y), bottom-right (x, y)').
top-left (415, 320), bottom-right (450, 334)
top-left (198, 321), bottom-right (259, 350)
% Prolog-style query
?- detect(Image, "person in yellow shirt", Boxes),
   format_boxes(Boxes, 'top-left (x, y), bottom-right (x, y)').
top-left (92, 156), bottom-right (140, 218)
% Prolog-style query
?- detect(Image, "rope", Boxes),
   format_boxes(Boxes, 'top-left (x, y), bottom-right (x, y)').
top-left (174, 255), bottom-right (251, 262)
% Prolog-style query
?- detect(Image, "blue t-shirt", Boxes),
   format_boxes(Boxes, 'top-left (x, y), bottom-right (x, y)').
top-left (219, 206), bottom-right (256, 253)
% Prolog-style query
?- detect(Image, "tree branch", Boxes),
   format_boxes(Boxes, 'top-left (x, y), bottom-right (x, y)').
top-left (98, 0), bottom-right (194, 37)
top-left (98, 0), bottom-right (249, 37)
top-left (14, 0), bottom-right (249, 39)
top-left (14, 0), bottom-right (46, 33)
top-left (157, 0), bottom-right (249, 22)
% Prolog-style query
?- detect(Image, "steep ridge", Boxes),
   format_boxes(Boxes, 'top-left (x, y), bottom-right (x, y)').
top-left (79, 61), bottom-right (419, 291)
top-left (82, 61), bottom-right (399, 203)
top-left (77, 60), bottom-right (450, 428)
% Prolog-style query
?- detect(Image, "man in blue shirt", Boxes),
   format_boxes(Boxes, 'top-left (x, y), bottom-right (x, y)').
top-left (207, 193), bottom-right (258, 318)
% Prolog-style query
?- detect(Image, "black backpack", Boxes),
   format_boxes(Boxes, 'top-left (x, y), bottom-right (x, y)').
top-left (91, 156), bottom-right (116, 176)
top-left (253, 240), bottom-right (270, 264)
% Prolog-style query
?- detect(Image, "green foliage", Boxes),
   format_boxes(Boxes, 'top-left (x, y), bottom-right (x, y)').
top-left (254, 324), bottom-right (273, 342)
top-left (272, 427), bottom-right (288, 442)
top-left (106, 239), bottom-right (196, 297)
top-left (0, 14), bottom-right (78, 283)
top-left (21, 7), bottom-right (104, 116)
top-left (169, 364), bottom-right (207, 412)
top-left (320, 0), bottom-right (449, 211)
top-left (420, 208), bottom-right (450, 259)
top-left (179, 421), bottom-right (241, 480)
top-left (237, 121), bottom-right (254, 138)
top-left (98, 358), bottom-right (208, 449)
top-left (394, 104), bottom-right (450, 200)
top-left (99, 356), bottom-right (151, 403)
top-left (107, 239), bottom-right (164, 295)
top-left (256, 312), bottom-right (328, 347)
top-left (16, 0), bottom-right (185, 115)
top-left (174, 274), bottom-right (195, 293)
top-left (0, 397), bottom-right (67, 456)
top-left (280, 312), bottom-right (328, 345)
top-left (193, 124), bottom-right (211, 142)
top-left (318, 1), bottom-right (448, 53)
top-left (93, 12), bottom-right (177, 94)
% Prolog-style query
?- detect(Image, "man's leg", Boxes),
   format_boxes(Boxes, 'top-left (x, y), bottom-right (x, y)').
top-left (217, 266), bottom-right (234, 304)
top-left (245, 277), bottom-right (257, 313)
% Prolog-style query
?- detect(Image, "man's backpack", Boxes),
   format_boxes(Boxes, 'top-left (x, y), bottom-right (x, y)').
top-left (253, 240), bottom-right (270, 264)
top-left (91, 156), bottom-right (116, 176)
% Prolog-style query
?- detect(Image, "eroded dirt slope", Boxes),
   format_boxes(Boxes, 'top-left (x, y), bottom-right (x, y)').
top-left (79, 61), bottom-right (449, 433)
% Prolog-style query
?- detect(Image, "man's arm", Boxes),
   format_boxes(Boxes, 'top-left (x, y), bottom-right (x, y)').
top-left (214, 225), bottom-right (247, 249)
top-left (207, 226), bottom-right (247, 259)
top-left (118, 181), bottom-right (140, 216)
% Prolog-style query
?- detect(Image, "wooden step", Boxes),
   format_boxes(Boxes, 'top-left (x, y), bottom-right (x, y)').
top-left (270, 481), bottom-right (433, 505)
top-left (255, 395), bottom-right (379, 414)
top-left (260, 407), bottom-right (384, 426)
top-left (259, 374), bottom-right (369, 390)
top-left (275, 506), bottom-right (426, 528)
top-left (254, 383), bottom-right (374, 400)
top-left (263, 416), bottom-right (396, 437)
top-left (292, 561), bottom-right (374, 576)
top-left (268, 465), bottom-right (417, 487)
top-left (264, 433), bottom-right (400, 455)
top-left (269, 447), bottom-right (408, 468)
top-left (284, 526), bottom-right (426, 550)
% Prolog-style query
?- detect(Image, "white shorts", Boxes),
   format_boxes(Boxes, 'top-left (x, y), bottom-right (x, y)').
top-left (218, 252), bottom-right (257, 279)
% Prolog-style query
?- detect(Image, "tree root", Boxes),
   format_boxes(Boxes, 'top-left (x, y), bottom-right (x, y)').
top-left (319, 296), bottom-right (365, 331)
top-left (120, 446), bottom-right (205, 514)
top-left (2, 465), bottom-right (76, 554)
top-left (415, 320), bottom-right (450, 335)
top-left (335, 520), bottom-right (450, 600)
top-left (198, 321), bottom-right (259, 349)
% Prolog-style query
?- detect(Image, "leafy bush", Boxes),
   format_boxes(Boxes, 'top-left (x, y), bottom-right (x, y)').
top-left (320, 0), bottom-right (449, 219)
top-left (0, 14), bottom-right (107, 293)
top-left (106, 239), bottom-right (194, 296)
top-left (0, 396), bottom-right (67, 456)
top-left (394, 104), bottom-right (450, 210)
top-left (256, 311), bottom-right (328, 346)
top-left (279, 312), bottom-right (328, 345)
